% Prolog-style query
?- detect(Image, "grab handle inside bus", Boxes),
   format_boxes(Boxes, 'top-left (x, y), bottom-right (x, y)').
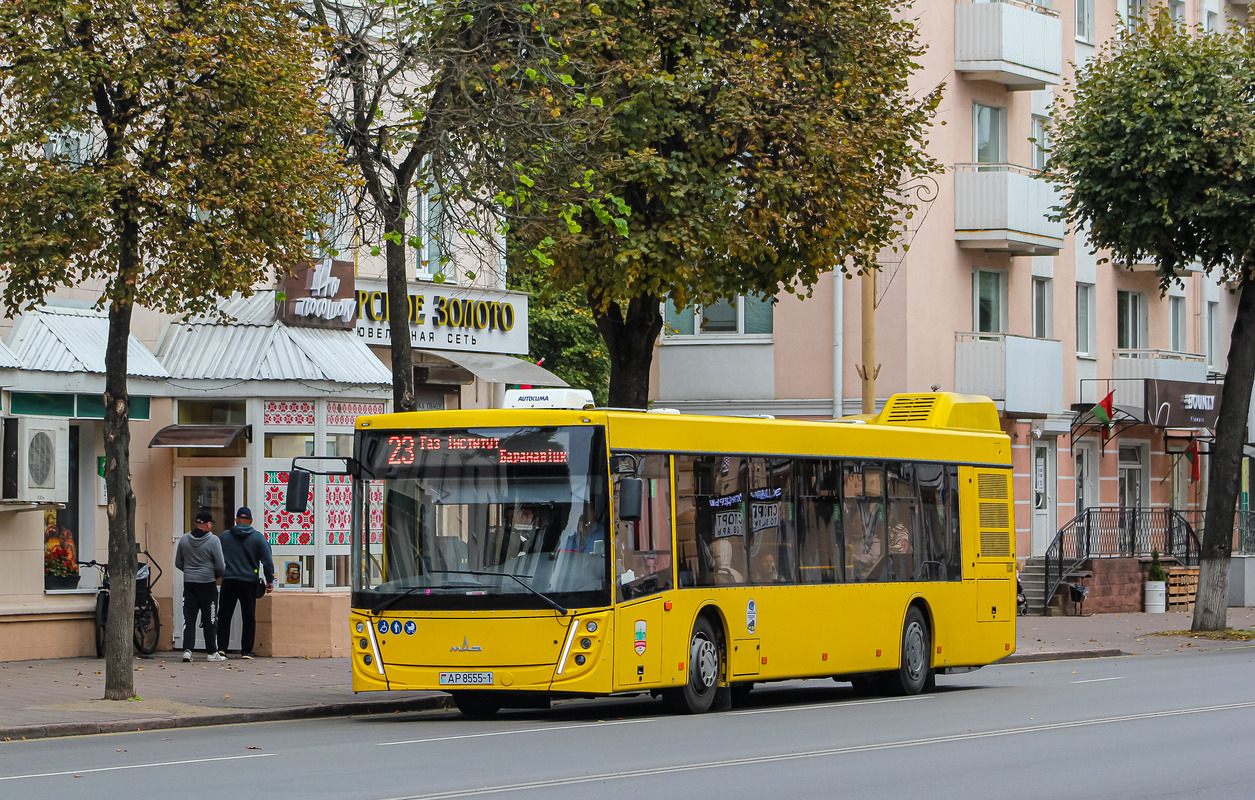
top-left (285, 469), bottom-right (311, 514)
top-left (618, 478), bottom-right (644, 521)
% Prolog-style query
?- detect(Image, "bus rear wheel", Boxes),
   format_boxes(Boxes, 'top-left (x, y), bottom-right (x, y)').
top-left (451, 692), bottom-right (501, 718)
top-left (886, 607), bottom-right (932, 696)
top-left (664, 616), bottom-right (722, 714)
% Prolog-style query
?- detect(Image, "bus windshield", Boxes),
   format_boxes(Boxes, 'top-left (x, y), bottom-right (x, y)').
top-left (351, 425), bottom-right (610, 611)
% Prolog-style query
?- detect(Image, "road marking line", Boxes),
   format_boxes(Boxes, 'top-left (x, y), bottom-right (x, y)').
top-left (731, 695), bottom-right (935, 715)
top-left (379, 718), bottom-right (652, 746)
top-left (1071, 676), bottom-right (1125, 684)
top-left (0, 753), bottom-right (275, 782)
top-left (376, 700), bottom-right (1255, 800)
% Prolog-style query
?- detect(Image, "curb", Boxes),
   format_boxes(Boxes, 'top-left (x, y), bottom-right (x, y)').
top-left (0, 694), bottom-right (454, 742)
top-left (1002, 648), bottom-right (1125, 664)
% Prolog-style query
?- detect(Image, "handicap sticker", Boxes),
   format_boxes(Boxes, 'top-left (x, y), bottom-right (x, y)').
top-left (404, 620), bottom-right (417, 635)
top-left (391, 620), bottom-right (403, 635)
top-left (377, 620), bottom-right (389, 634)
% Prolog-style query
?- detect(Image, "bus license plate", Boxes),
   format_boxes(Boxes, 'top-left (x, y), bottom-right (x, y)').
top-left (439, 671), bottom-right (494, 686)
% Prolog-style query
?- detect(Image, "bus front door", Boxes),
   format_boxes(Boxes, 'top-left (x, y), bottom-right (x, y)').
top-left (615, 596), bottom-right (665, 689)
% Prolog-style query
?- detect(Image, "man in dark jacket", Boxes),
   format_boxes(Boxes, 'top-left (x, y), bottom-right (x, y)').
top-left (217, 507), bottom-right (275, 659)
top-left (175, 511), bottom-right (226, 662)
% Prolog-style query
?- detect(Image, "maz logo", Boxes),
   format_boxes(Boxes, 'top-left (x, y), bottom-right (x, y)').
top-left (450, 637), bottom-right (483, 652)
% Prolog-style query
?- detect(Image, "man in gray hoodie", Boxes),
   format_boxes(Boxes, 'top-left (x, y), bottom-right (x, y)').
top-left (175, 511), bottom-right (226, 662)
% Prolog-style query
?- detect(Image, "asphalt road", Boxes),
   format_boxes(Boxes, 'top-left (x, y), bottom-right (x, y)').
top-left (5, 647), bottom-right (1255, 800)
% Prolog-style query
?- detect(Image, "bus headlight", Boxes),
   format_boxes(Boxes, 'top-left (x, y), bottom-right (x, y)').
top-left (574, 654), bottom-right (586, 666)
top-left (356, 621), bottom-right (365, 633)
top-left (585, 621), bottom-right (598, 633)
top-left (581, 638), bottom-right (592, 649)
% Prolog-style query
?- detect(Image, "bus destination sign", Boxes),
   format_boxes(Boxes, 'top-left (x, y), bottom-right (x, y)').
top-left (384, 434), bottom-right (569, 466)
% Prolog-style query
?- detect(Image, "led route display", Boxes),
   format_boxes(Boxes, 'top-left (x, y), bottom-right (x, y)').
top-left (385, 434), bottom-right (569, 466)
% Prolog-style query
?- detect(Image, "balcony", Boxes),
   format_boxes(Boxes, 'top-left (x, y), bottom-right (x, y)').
top-left (954, 164), bottom-right (1065, 255)
top-left (1111, 349), bottom-right (1208, 418)
top-left (954, 0), bottom-right (1063, 90)
top-left (955, 333), bottom-right (1064, 416)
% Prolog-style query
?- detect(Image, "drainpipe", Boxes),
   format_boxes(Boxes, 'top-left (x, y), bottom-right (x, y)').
top-left (833, 272), bottom-right (843, 418)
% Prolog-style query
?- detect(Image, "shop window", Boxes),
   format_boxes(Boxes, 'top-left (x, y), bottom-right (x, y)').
top-left (44, 426), bottom-right (83, 591)
top-left (325, 434), bottom-right (353, 457)
top-left (265, 433), bottom-right (314, 458)
top-left (178, 399), bottom-right (247, 457)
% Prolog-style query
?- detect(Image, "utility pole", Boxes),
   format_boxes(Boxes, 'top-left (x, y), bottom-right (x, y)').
top-left (856, 270), bottom-right (880, 414)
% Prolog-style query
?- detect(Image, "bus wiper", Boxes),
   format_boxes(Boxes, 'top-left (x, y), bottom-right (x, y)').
top-left (370, 570), bottom-right (568, 616)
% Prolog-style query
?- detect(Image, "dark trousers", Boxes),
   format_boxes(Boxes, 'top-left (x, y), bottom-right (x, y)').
top-left (218, 578), bottom-right (258, 654)
top-left (182, 581), bottom-right (219, 653)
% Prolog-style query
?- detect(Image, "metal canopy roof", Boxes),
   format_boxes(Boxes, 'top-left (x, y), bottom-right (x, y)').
top-left (431, 351), bottom-right (568, 387)
top-left (149, 424), bottom-right (251, 449)
top-left (7, 306), bottom-right (169, 377)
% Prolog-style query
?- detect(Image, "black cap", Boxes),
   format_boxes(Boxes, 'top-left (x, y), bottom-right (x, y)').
top-left (236, 507), bottom-right (253, 520)
top-left (195, 511), bottom-right (213, 524)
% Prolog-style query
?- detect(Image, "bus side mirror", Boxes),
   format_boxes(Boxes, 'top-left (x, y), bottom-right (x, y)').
top-left (618, 478), bottom-right (644, 522)
top-left (285, 469), bottom-right (311, 513)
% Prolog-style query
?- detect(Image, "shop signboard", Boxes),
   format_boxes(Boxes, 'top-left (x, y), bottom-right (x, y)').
top-left (1144, 379), bottom-right (1221, 428)
top-left (279, 258), bottom-right (357, 329)
top-left (354, 279), bottom-right (529, 355)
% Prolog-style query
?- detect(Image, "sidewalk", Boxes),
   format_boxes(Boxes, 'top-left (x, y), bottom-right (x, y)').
top-left (4, 608), bottom-right (1255, 741)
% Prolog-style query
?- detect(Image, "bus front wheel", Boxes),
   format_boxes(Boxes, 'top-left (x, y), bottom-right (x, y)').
top-left (665, 616), bottom-right (722, 714)
top-left (887, 607), bottom-right (932, 696)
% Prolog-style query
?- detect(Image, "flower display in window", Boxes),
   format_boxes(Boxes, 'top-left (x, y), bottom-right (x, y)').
top-left (45, 546), bottom-right (77, 577)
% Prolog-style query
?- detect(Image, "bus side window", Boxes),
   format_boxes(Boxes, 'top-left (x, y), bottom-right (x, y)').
top-left (614, 453), bottom-right (674, 601)
top-left (796, 459), bottom-right (838, 584)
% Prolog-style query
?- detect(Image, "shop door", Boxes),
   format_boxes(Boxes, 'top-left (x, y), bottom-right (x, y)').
top-left (172, 469), bottom-right (242, 650)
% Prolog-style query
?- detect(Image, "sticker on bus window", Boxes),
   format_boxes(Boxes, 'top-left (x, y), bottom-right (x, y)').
top-left (634, 620), bottom-right (647, 655)
top-left (746, 599), bottom-right (757, 635)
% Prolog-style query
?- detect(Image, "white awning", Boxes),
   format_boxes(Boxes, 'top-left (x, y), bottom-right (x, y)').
top-left (428, 351), bottom-right (567, 387)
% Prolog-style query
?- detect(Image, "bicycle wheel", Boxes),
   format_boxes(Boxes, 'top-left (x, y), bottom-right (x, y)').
top-left (94, 592), bottom-right (107, 658)
top-left (133, 596), bottom-right (161, 655)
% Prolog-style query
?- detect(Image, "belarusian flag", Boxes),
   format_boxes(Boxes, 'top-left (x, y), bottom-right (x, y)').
top-left (1186, 438), bottom-right (1200, 483)
top-left (1092, 390), bottom-right (1114, 442)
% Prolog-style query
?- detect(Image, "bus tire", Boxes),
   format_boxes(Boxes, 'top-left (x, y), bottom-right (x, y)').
top-left (887, 607), bottom-right (932, 696)
top-left (665, 616), bottom-right (722, 714)
top-left (452, 692), bottom-right (501, 717)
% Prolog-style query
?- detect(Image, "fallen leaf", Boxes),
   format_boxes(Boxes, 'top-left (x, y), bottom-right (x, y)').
top-left (224, 694), bottom-right (230, 699)
top-left (246, 746), bottom-right (262, 750)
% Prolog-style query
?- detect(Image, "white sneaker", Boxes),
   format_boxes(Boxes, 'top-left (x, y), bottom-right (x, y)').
top-left (207, 652), bottom-right (227, 662)
top-left (183, 650), bottom-right (192, 662)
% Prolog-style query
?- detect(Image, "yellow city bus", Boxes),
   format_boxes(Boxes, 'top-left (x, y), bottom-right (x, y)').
top-left (335, 391), bottom-right (1016, 716)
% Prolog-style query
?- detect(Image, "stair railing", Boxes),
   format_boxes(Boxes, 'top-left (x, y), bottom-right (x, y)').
top-left (1042, 507), bottom-right (1199, 613)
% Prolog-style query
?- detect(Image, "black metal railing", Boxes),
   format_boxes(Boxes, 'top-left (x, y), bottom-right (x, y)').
top-left (1044, 507), bottom-right (1200, 611)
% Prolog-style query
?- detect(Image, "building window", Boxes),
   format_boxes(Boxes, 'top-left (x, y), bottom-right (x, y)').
top-left (973, 270), bottom-right (1006, 334)
top-left (1076, 283), bottom-right (1095, 356)
top-left (1076, 0), bottom-right (1095, 42)
top-left (664, 295), bottom-right (774, 337)
top-left (974, 104), bottom-right (1006, 165)
top-left (1169, 295), bottom-right (1186, 352)
top-left (1203, 0), bottom-right (1220, 32)
top-left (1030, 116), bottom-right (1051, 171)
top-left (1206, 301), bottom-right (1219, 369)
top-left (1125, 0), bottom-right (1149, 26)
top-left (44, 129), bottom-right (93, 167)
top-left (1033, 277), bottom-right (1052, 339)
top-left (1168, 0), bottom-right (1185, 26)
top-left (1117, 290), bottom-right (1147, 350)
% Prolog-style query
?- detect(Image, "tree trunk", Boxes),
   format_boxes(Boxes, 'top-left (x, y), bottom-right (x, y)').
top-left (1193, 276), bottom-right (1255, 631)
top-left (594, 295), bottom-right (663, 409)
top-left (384, 198), bottom-right (417, 413)
top-left (103, 296), bottom-right (137, 699)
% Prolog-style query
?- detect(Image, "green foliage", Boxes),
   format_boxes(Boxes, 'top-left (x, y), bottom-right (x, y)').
top-left (514, 0), bottom-right (941, 312)
top-left (0, 0), bottom-right (348, 315)
top-left (1148, 550), bottom-right (1169, 583)
top-left (509, 254), bottom-right (610, 406)
top-left (1049, 14), bottom-right (1255, 289)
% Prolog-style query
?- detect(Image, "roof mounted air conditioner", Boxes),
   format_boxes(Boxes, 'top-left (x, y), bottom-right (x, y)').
top-left (2, 417), bottom-right (70, 504)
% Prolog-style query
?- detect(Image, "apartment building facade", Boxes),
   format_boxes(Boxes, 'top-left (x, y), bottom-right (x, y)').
top-left (653, 0), bottom-right (1248, 572)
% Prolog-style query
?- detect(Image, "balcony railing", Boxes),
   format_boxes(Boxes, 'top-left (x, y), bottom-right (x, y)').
top-left (955, 332), bottom-right (1064, 416)
top-left (954, 164), bottom-right (1064, 255)
top-left (1111, 349), bottom-right (1208, 415)
top-left (954, 0), bottom-right (1063, 90)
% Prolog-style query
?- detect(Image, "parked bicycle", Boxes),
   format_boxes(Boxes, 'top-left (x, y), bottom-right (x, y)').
top-left (78, 546), bottom-right (163, 657)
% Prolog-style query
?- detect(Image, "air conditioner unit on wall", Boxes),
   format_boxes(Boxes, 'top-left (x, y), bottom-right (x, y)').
top-left (2, 417), bottom-right (70, 504)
